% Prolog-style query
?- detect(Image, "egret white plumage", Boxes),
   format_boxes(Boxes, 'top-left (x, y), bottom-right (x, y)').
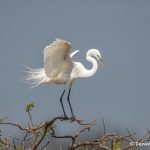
top-left (25, 38), bottom-right (104, 118)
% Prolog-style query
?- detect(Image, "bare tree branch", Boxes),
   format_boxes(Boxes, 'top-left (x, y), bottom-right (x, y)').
top-left (0, 114), bottom-right (150, 150)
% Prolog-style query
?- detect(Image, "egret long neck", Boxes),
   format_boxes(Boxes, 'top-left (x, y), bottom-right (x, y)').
top-left (81, 56), bottom-right (98, 78)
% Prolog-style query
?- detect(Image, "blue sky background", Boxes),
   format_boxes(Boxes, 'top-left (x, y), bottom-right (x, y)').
top-left (0, 0), bottom-right (150, 148)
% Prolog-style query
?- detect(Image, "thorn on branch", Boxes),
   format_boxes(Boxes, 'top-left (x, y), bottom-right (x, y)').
top-left (0, 109), bottom-right (150, 150)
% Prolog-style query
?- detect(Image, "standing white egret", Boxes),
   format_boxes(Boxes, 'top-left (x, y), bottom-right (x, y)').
top-left (25, 38), bottom-right (104, 118)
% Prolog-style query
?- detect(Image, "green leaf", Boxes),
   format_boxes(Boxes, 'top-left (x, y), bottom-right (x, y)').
top-left (113, 144), bottom-right (120, 150)
top-left (16, 147), bottom-right (23, 150)
top-left (113, 140), bottom-right (123, 150)
top-left (43, 147), bottom-right (47, 150)
top-left (25, 102), bottom-right (35, 112)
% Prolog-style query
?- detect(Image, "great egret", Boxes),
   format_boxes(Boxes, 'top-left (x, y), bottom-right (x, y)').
top-left (25, 38), bottom-right (104, 118)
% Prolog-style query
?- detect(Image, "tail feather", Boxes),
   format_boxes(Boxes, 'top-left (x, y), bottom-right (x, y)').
top-left (23, 66), bottom-right (48, 88)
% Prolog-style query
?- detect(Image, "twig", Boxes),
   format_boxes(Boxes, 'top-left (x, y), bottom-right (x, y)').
top-left (1, 115), bottom-right (150, 150)
top-left (27, 111), bottom-right (34, 127)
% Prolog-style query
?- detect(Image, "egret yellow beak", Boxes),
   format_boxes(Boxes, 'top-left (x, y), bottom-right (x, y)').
top-left (100, 58), bottom-right (104, 66)
top-left (97, 55), bottom-right (104, 66)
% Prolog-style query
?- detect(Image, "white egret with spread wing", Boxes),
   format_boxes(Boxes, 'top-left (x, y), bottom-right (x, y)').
top-left (25, 38), bottom-right (104, 118)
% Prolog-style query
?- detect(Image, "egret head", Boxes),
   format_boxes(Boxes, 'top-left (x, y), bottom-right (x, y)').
top-left (87, 49), bottom-right (104, 65)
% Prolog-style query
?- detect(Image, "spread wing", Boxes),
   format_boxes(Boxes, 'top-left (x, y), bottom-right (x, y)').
top-left (44, 38), bottom-right (73, 78)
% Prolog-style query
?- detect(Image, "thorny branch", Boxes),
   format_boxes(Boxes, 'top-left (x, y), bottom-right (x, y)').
top-left (0, 103), bottom-right (150, 150)
top-left (0, 115), bottom-right (150, 150)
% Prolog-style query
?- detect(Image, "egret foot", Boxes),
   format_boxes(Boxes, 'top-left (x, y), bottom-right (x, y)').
top-left (70, 115), bottom-right (76, 122)
top-left (64, 116), bottom-right (69, 120)
top-left (60, 115), bottom-right (68, 121)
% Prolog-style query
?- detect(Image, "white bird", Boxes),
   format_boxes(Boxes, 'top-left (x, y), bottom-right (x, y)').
top-left (25, 38), bottom-right (104, 118)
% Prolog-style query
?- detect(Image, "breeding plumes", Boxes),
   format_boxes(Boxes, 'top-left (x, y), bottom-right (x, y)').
top-left (25, 38), bottom-right (104, 118)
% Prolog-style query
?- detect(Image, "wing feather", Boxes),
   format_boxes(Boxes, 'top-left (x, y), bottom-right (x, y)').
top-left (44, 39), bottom-right (73, 79)
top-left (70, 50), bottom-right (80, 58)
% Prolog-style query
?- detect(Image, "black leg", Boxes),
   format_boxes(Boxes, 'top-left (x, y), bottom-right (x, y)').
top-left (60, 89), bottom-right (67, 118)
top-left (67, 87), bottom-right (75, 118)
